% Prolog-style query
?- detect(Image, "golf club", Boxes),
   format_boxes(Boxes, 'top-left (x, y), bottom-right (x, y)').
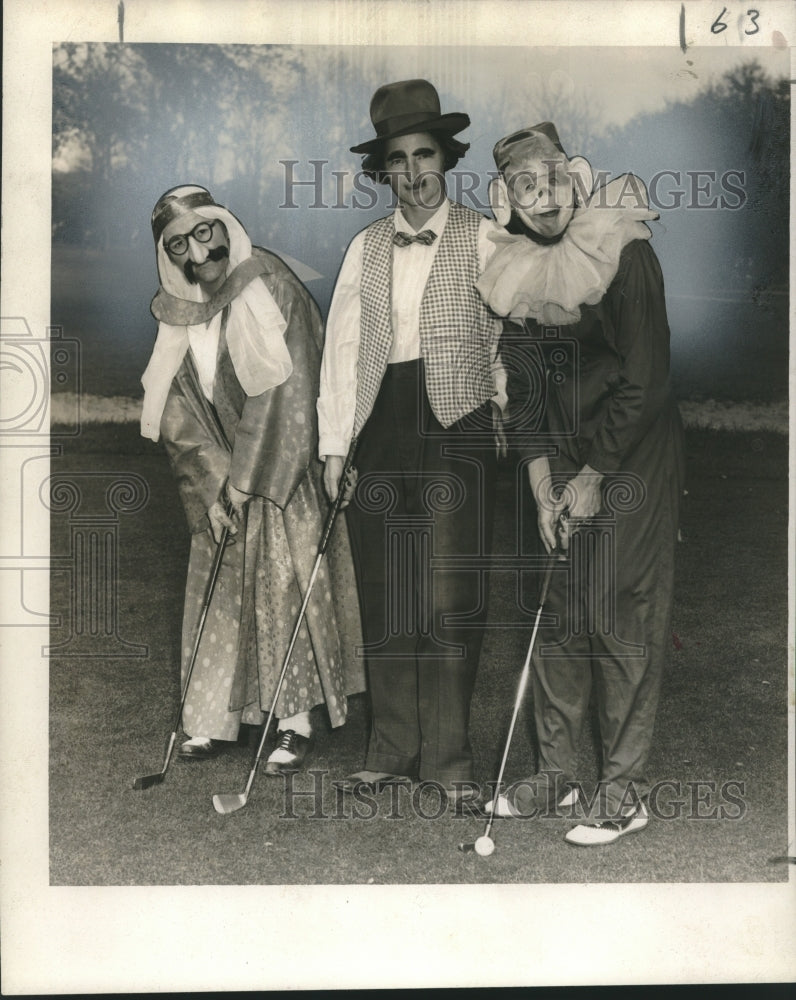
top-left (133, 522), bottom-right (231, 790)
top-left (212, 438), bottom-right (358, 816)
top-left (458, 527), bottom-right (564, 856)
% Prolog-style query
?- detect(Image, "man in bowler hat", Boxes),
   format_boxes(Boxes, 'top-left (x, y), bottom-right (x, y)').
top-left (318, 80), bottom-right (504, 806)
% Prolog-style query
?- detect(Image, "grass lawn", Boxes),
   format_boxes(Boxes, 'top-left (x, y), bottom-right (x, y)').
top-left (48, 425), bottom-right (790, 885)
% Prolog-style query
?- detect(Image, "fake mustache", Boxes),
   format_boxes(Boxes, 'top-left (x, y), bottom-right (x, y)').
top-left (184, 244), bottom-right (229, 283)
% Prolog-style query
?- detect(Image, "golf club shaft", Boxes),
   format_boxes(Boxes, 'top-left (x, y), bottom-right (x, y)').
top-left (244, 549), bottom-right (324, 796)
top-left (133, 523), bottom-right (230, 788)
top-left (223, 438), bottom-right (359, 806)
top-left (484, 548), bottom-right (557, 840)
top-left (175, 524), bottom-right (231, 727)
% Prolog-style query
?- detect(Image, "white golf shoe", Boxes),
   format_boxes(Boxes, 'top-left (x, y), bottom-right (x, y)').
top-left (486, 784), bottom-right (579, 818)
top-left (564, 803), bottom-right (649, 847)
top-left (178, 736), bottom-right (222, 759)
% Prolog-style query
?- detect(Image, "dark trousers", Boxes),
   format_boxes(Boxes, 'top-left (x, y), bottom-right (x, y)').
top-left (531, 443), bottom-right (682, 816)
top-left (346, 359), bottom-right (496, 784)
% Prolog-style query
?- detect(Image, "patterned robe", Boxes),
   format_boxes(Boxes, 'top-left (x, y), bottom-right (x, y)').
top-left (159, 249), bottom-right (364, 739)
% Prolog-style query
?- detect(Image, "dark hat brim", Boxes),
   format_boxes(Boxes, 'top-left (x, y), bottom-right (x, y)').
top-left (350, 112), bottom-right (470, 154)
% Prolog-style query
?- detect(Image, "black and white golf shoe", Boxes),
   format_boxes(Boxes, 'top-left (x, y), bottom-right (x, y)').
top-left (564, 802), bottom-right (649, 847)
top-left (263, 729), bottom-right (313, 776)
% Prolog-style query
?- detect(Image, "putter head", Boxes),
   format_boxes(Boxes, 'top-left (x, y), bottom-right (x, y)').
top-left (457, 842), bottom-right (476, 853)
top-left (212, 792), bottom-right (248, 815)
top-left (132, 773), bottom-right (165, 791)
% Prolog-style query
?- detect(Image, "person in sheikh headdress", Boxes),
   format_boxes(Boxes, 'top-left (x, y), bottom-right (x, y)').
top-left (141, 184), bottom-right (364, 773)
top-left (478, 125), bottom-right (685, 846)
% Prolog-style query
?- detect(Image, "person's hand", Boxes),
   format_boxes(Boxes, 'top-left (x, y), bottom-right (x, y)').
top-left (341, 464), bottom-right (359, 504)
top-left (565, 466), bottom-right (604, 520)
top-left (324, 455), bottom-right (358, 509)
top-left (323, 455), bottom-right (347, 504)
top-left (207, 499), bottom-right (236, 545)
top-left (226, 483), bottom-right (250, 518)
top-left (324, 455), bottom-right (344, 502)
top-left (555, 509), bottom-right (572, 552)
top-left (551, 467), bottom-right (604, 552)
top-left (491, 401), bottom-right (508, 460)
top-left (537, 492), bottom-right (568, 553)
top-left (528, 455), bottom-right (564, 553)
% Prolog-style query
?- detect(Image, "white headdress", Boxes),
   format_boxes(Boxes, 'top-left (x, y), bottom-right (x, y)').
top-left (140, 185), bottom-right (291, 441)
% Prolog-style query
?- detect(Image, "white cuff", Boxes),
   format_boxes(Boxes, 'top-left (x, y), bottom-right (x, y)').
top-left (318, 434), bottom-right (348, 461)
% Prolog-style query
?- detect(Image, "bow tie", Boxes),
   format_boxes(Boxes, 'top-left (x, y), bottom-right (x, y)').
top-left (393, 229), bottom-right (437, 248)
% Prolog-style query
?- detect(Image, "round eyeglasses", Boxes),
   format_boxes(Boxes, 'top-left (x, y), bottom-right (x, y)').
top-left (165, 219), bottom-right (220, 255)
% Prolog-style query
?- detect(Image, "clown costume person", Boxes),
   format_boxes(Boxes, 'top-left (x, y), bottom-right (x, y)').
top-left (479, 125), bottom-right (685, 845)
top-left (141, 185), bottom-right (364, 772)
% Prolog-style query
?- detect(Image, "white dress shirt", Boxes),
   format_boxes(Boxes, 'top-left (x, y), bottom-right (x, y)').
top-left (318, 200), bottom-right (505, 459)
top-left (187, 313), bottom-right (222, 402)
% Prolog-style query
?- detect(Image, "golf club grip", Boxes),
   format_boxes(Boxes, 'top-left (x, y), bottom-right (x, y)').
top-left (202, 525), bottom-right (230, 601)
top-left (538, 548), bottom-right (558, 607)
top-left (319, 437), bottom-right (359, 554)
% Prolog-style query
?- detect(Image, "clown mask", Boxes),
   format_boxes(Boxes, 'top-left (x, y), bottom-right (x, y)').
top-left (489, 146), bottom-right (593, 240)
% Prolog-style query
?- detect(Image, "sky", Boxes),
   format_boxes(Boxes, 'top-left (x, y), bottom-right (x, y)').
top-left (51, 44), bottom-right (791, 174)
top-left (48, 39), bottom-right (791, 401)
top-left (344, 44), bottom-right (789, 127)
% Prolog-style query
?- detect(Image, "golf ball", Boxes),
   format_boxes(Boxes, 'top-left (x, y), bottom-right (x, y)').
top-left (474, 835), bottom-right (495, 857)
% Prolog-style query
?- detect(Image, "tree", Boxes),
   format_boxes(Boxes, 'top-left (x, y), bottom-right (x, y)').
top-left (53, 43), bottom-right (153, 248)
top-left (493, 68), bottom-right (606, 157)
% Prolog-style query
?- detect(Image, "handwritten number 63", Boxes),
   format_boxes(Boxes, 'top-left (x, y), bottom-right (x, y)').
top-left (711, 7), bottom-right (761, 35)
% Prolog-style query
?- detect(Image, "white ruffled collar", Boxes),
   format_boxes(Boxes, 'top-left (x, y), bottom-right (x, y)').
top-left (477, 172), bottom-right (659, 326)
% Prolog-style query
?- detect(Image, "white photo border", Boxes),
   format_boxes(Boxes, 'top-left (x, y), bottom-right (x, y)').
top-left (2, 0), bottom-right (794, 992)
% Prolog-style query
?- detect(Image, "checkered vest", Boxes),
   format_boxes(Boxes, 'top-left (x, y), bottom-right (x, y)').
top-left (353, 201), bottom-right (496, 434)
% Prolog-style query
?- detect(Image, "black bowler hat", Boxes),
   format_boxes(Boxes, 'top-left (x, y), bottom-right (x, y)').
top-left (350, 79), bottom-right (470, 155)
